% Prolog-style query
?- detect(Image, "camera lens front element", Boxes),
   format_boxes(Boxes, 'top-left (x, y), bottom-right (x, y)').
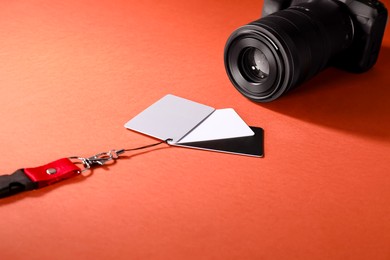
top-left (240, 47), bottom-right (270, 82)
top-left (225, 34), bottom-right (286, 102)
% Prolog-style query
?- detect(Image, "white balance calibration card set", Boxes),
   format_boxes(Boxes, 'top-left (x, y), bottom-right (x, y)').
top-left (124, 94), bottom-right (264, 157)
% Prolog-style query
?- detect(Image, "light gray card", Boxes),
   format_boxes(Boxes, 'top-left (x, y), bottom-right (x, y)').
top-left (124, 94), bottom-right (215, 143)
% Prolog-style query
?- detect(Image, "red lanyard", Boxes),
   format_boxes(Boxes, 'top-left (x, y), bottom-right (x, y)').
top-left (0, 139), bottom-right (170, 198)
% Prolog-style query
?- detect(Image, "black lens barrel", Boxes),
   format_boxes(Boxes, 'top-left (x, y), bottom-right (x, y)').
top-left (224, 0), bottom-right (354, 102)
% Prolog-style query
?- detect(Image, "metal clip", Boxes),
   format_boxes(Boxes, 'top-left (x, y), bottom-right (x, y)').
top-left (70, 149), bottom-right (125, 172)
top-left (68, 139), bottom-right (171, 172)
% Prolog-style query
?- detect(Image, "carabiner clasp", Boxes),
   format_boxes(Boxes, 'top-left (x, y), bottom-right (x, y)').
top-left (68, 139), bottom-right (170, 172)
top-left (70, 149), bottom-right (125, 172)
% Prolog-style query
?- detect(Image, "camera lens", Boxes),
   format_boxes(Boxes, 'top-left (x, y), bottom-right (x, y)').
top-left (240, 47), bottom-right (269, 82)
top-left (224, 0), bottom-right (354, 102)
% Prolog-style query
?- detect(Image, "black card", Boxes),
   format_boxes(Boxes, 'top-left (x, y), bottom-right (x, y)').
top-left (172, 126), bottom-right (264, 157)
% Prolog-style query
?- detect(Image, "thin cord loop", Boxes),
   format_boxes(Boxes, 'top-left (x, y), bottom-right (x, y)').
top-left (70, 139), bottom-right (172, 172)
top-left (123, 138), bottom-right (172, 152)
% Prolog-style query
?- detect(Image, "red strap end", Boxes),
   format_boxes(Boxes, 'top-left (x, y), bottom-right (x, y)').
top-left (24, 158), bottom-right (81, 188)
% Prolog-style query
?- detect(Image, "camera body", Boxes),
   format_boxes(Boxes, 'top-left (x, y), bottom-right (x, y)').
top-left (262, 0), bottom-right (388, 72)
top-left (224, 0), bottom-right (388, 102)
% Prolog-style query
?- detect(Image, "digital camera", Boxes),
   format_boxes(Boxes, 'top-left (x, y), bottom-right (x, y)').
top-left (224, 0), bottom-right (388, 102)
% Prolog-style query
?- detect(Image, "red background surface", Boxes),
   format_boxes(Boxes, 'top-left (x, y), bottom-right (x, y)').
top-left (0, 0), bottom-right (389, 259)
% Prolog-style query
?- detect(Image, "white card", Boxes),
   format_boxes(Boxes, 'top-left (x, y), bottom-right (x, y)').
top-left (124, 94), bottom-right (215, 143)
top-left (177, 108), bottom-right (254, 143)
